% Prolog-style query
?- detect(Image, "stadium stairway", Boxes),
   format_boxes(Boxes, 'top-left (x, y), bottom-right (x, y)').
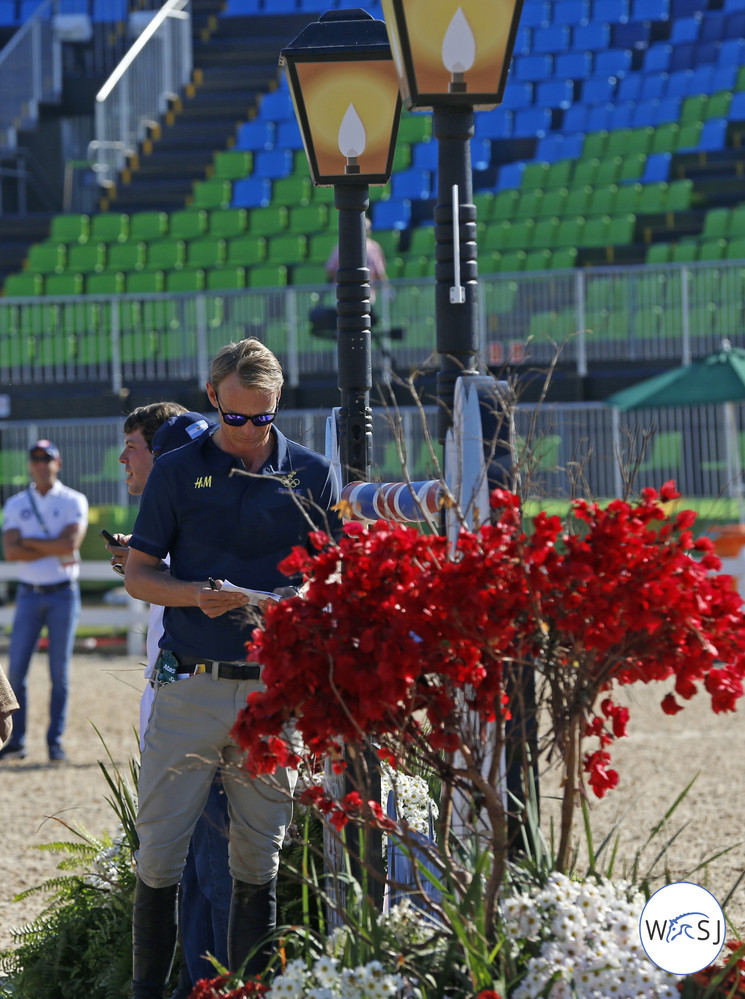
top-left (100, 5), bottom-right (310, 213)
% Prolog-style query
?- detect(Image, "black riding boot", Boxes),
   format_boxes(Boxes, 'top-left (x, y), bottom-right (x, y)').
top-left (132, 876), bottom-right (179, 999)
top-left (227, 876), bottom-right (277, 979)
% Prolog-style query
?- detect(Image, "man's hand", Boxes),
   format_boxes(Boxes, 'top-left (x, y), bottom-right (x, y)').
top-left (104, 532), bottom-right (131, 574)
top-left (195, 579), bottom-right (250, 618)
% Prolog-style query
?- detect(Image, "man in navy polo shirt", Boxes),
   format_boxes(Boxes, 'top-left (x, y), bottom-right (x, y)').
top-left (124, 338), bottom-right (341, 999)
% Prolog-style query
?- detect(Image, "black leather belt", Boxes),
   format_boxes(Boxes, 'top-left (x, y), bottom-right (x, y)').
top-left (175, 655), bottom-right (261, 681)
top-left (20, 581), bottom-right (72, 594)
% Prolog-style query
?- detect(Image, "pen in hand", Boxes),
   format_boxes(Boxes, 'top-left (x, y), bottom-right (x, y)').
top-left (208, 578), bottom-right (217, 590)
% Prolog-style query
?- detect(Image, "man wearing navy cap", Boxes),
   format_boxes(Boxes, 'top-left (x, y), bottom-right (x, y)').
top-left (124, 338), bottom-right (341, 997)
top-left (0, 440), bottom-right (88, 762)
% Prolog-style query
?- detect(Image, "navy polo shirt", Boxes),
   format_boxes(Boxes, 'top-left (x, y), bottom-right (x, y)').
top-left (129, 426), bottom-right (341, 661)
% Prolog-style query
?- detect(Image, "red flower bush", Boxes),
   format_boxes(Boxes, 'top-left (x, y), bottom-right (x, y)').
top-left (231, 481), bottom-right (745, 875)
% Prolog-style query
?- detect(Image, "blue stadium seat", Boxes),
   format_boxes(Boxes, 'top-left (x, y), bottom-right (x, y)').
top-left (392, 169), bottom-right (432, 201)
top-left (710, 63), bottom-right (739, 93)
top-left (640, 72), bottom-right (668, 100)
top-left (630, 101), bottom-right (657, 128)
top-left (268, 0), bottom-right (297, 9)
top-left (728, 90), bottom-right (745, 121)
top-left (91, 0), bottom-right (125, 20)
top-left (643, 43), bottom-right (672, 73)
top-left (513, 107), bottom-right (552, 138)
top-left (669, 15), bottom-right (701, 42)
top-left (471, 139), bottom-right (492, 171)
top-left (724, 0), bottom-right (745, 10)
top-left (586, 103), bottom-right (614, 131)
top-left (260, 90), bottom-right (295, 121)
top-left (699, 11), bottom-right (726, 39)
top-left (0, 0), bottom-right (16, 22)
top-left (275, 119), bottom-right (303, 150)
top-left (473, 107), bottom-right (513, 139)
top-left (574, 21), bottom-right (611, 50)
top-left (412, 143), bottom-right (438, 171)
top-left (610, 101), bottom-right (636, 129)
top-left (612, 19), bottom-right (651, 47)
top-left (513, 25), bottom-right (532, 55)
top-left (668, 41), bottom-right (697, 72)
top-left (630, 0), bottom-right (668, 19)
top-left (553, 0), bottom-right (590, 24)
top-left (502, 81), bottom-right (533, 109)
top-left (372, 199), bottom-right (411, 230)
top-left (593, 0), bottom-right (630, 21)
top-left (533, 23), bottom-right (571, 52)
top-left (665, 69), bottom-right (694, 97)
top-left (641, 151), bottom-right (672, 183)
top-left (562, 104), bottom-right (590, 132)
top-left (496, 162), bottom-right (526, 190)
top-left (717, 39), bottom-right (745, 69)
top-left (235, 120), bottom-right (275, 152)
top-left (594, 48), bottom-right (632, 76)
top-left (521, 1), bottom-right (550, 27)
top-left (617, 74), bottom-right (643, 100)
top-left (670, 0), bottom-right (705, 12)
top-left (536, 78), bottom-right (575, 108)
top-left (725, 10), bottom-right (745, 34)
top-left (514, 53), bottom-right (553, 80)
top-left (253, 149), bottom-right (293, 179)
top-left (535, 131), bottom-right (585, 161)
top-left (555, 51), bottom-right (593, 78)
top-left (697, 118), bottom-right (729, 152)
top-left (655, 95), bottom-right (682, 125)
top-left (584, 74), bottom-right (618, 102)
top-left (231, 178), bottom-right (272, 209)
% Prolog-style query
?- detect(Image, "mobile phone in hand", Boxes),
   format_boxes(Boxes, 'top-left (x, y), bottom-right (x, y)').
top-left (100, 528), bottom-right (127, 550)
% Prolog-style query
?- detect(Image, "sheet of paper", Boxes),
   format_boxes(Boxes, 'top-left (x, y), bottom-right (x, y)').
top-left (221, 579), bottom-right (281, 606)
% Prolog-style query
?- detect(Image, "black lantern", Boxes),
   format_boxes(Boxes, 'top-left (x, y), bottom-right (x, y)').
top-left (381, 0), bottom-right (525, 111)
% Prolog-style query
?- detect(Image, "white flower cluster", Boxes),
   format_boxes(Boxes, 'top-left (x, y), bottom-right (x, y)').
top-left (270, 956), bottom-right (403, 999)
top-left (380, 762), bottom-right (439, 836)
top-left (85, 828), bottom-right (131, 888)
top-left (501, 872), bottom-right (680, 999)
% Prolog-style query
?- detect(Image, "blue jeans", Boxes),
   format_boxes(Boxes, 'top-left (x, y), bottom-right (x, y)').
top-left (7, 582), bottom-right (80, 751)
top-left (180, 776), bottom-right (231, 984)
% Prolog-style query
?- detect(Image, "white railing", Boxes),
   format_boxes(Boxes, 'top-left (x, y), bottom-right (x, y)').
top-left (0, 405), bottom-right (744, 514)
top-left (1, 258), bottom-right (742, 390)
top-left (0, 0), bottom-right (61, 148)
top-left (90, 0), bottom-right (192, 191)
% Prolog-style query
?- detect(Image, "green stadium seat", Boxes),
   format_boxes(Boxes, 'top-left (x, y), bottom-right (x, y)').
top-left (86, 271), bottom-right (125, 295)
top-left (596, 156), bottom-right (623, 186)
top-left (145, 239), bottom-right (186, 271)
top-left (607, 214), bottom-right (636, 245)
top-left (397, 113), bottom-right (432, 143)
top-left (726, 237), bottom-right (745, 260)
top-left (582, 216), bottom-right (611, 248)
top-left (681, 94), bottom-right (708, 126)
top-left (525, 248), bottom-right (552, 271)
top-left (667, 180), bottom-right (693, 212)
top-left (505, 219), bottom-right (535, 250)
top-left (481, 220), bottom-right (509, 252)
top-left (207, 208), bottom-right (248, 239)
top-left (528, 309), bottom-right (576, 343)
top-left (165, 269), bottom-right (206, 293)
top-left (703, 208), bottom-right (732, 240)
top-left (555, 217), bottom-right (585, 247)
top-left (0, 449), bottom-right (31, 486)
top-left (521, 162), bottom-right (550, 188)
top-left (615, 183), bottom-right (642, 213)
top-left (125, 270), bottom-right (165, 294)
top-left (191, 179), bottom-right (232, 210)
top-left (537, 187), bottom-right (568, 217)
top-left (206, 267), bottom-right (246, 290)
top-left (185, 238), bottom-right (227, 269)
top-left (247, 265), bottom-right (287, 288)
top-left (717, 302), bottom-right (742, 338)
top-left (699, 238), bottom-right (727, 261)
top-left (638, 183), bottom-right (668, 214)
top-left (498, 250), bottom-right (527, 272)
top-left (565, 186), bottom-right (593, 215)
top-left (90, 213), bottom-right (129, 244)
top-left (482, 279), bottom-right (517, 315)
top-left (25, 242), bottom-right (66, 273)
top-left (582, 131), bottom-right (608, 159)
top-left (676, 121), bottom-right (702, 149)
top-left (406, 227), bottom-right (434, 257)
top-left (633, 305), bottom-right (661, 337)
top-left (287, 204), bottom-right (330, 233)
top-left (650, 123), bottom-right (680, 155)
top-left (515, 188), bottom-right (544, 219)
top-left (372, 229), bottom-right (400, 258)
top-left (707, 91), bottom-right (733, 120)
top-left (401, 256), bottom-right (429, 278)
top-left (226, 236), bottom-right (267, 266)
top-left (588, 186), bottom-right (618, 216)
top-left (272, 174), bottom-right (313, 205)
top-left (50, 213), bottom-right (90, 244)
top-left (213, 150), bottom-right (253, 180)
top-left (473, 192), bottom-right (496, 220)
top-left (107, 242), bottom-right (146, 272)
top-left (306, 231), bottom-right (337, 263)
top-left (247, 206), bottom-right (288, 236)
top-left (4, 272), bottom-right (43, 296)
top-left (573, 158), bottom-right (600, 187)
top-left (129, 211), bottom-right (169, 241)
top-left (550, 247), bottom-right (577, 269)
top-left (689, 301), bottom-right (717, 335)
top-left (392, 142), bottom-right (412, 172)
top-left (44, 272), bottom-right (84, 296)
top-left (66, 243), bottom-right (106, 273)
top-left (659, 305), bottom-right (683, 337)
top-left (646, 242), bottom-right (672, 264)
top-left (121, 329), bottom-right (159, 363)
top-left (545, 159), bottom-right (573, 187)
top-left (638, 432), bottom-right (681, 471)
top-left (169, 209), bottom-right (208, 241)
top-left (618, 153), bottom-right (647, 184)
top-left (492, 189), bottom-right (519, 219)
top-left (533, 216), bottom-right (560, 247)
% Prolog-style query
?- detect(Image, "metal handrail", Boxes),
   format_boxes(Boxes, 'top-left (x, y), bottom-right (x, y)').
top-left (0, 0), bottom-right (61, 148)
top-left (91, 0), bottom-right (192, 189)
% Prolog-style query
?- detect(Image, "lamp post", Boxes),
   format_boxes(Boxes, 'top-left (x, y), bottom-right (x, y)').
top-left (280, 9), bottom-right (401, 484)
top-left (380, 0), bottom-right (524, 445)
top-left (280, 9), bottom-right (401, 909)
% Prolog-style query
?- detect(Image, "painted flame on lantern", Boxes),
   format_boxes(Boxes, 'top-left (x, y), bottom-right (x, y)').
top-left (442, 7), bottom-right (476, 74)
top-left (338, 104), bottom-right (367, 158)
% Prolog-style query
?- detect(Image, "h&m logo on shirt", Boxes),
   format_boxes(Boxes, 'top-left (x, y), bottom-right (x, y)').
top-left (194, 475), bottom-right (212, 489)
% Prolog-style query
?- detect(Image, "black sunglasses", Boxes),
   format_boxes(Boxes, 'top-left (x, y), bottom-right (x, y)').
top-left (30, 454), bottom-right (55, 463)
top-left (214, 391), bottom-right (277, 428)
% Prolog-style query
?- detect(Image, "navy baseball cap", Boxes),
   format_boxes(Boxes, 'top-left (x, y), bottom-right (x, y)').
top-left (151, 412), bottom-right (213, 459)
top-left (29, 439), bottom-right (60, 460)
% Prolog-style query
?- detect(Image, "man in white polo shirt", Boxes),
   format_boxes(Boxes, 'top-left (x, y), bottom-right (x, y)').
top-left (0, 440), bottom-right (88, 762)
